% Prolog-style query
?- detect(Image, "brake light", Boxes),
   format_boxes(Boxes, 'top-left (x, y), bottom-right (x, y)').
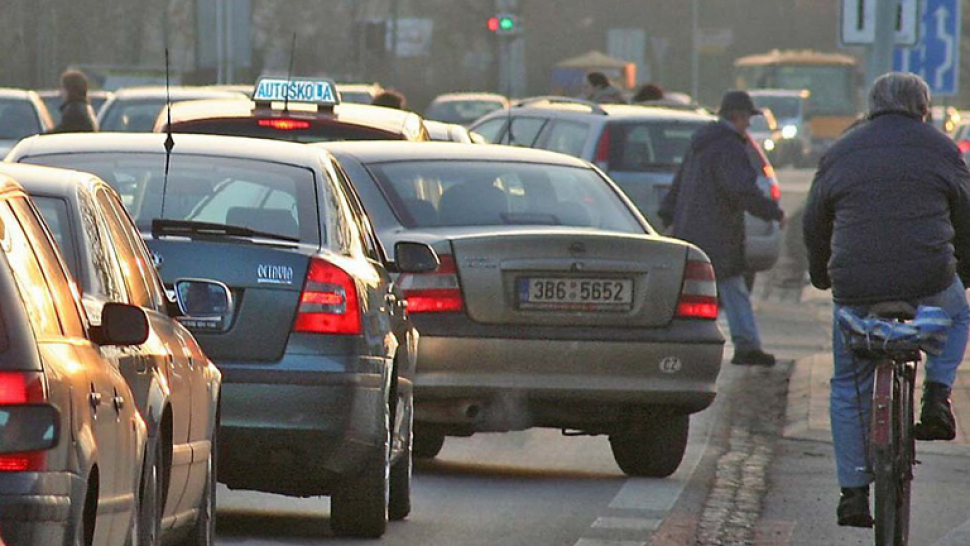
top-left (770, 183), bottom-right (781, 201)
top-left (958, 140), bottom-right (970, 153)
top-left (676, 260), bottom-right (718, 319)
top-left (0, 372), bottom-right (47, 471)
top-left (293, 258), bottom-right (361, 335)
top-left (258, 119), bottom-right (311, 131)
top-left (594, 127), bottom-right (611, 170)
top-left (399, 255), bottom-right (463, 313)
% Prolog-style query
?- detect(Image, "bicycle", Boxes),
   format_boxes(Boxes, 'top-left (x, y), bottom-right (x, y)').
top-left (838, 302), bottom-right (950, 546)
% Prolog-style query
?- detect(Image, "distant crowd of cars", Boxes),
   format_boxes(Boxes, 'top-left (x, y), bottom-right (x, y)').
top-left (0, 77), bottom-right (799, 545)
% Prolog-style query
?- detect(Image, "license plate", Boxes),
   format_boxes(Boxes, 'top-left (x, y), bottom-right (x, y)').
top-left (517, 277), bottom-right (634, 311)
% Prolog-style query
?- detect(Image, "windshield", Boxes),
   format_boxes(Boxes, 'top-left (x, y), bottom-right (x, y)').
top-left (425, 100), bottom-right (505, 125)
top-left (609, 121), bottom-right (706, 172)
top-left (751, 96), bottom-right (801, 119)
top-left (0, 100), bottom-right (42, 140)
top-left (772, 66), bottom-right (854, 116)
top-left (22, 153), bottom-right (320, 244)
top-left (369, 161), bottom-right (645, 234)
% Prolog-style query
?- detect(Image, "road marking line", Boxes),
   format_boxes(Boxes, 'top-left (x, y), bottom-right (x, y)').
top-left (576, 538), bottom-right (647, 546)
top-left (592, 517), bottom-right (661, 531)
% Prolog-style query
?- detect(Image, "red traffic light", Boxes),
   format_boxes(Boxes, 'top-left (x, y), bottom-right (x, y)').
top-left (487, 17), bottom-right (500, 32)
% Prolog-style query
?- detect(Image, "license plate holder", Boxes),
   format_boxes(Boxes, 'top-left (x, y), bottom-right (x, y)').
top-left (517, 277), bottom-right (634, 312)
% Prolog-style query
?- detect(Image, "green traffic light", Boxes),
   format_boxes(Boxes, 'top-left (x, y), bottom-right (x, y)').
top-left (499, 17), bottom-right (514, 30)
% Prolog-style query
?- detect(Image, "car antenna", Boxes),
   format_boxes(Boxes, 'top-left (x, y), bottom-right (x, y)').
top-left (160, 47), bottom-right (175, 221)
top-left (283, 32), bottom-right (297, 114)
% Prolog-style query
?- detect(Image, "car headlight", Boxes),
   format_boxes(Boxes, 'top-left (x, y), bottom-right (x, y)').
top-left (781, 124), bottom-right (798, 139)
top-left (763, 139), bottom-right (776, 151)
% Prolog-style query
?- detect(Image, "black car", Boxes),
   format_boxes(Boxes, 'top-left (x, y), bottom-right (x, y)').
top-left (7, 132), bottom-right (439, 538)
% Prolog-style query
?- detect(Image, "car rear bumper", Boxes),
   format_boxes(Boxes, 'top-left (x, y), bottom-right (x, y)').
top-left (214, 352), bottom-right (390, 496)
top-left (410, 317), bottom-right (723, 433)
top-left (0, 471), bottom-right (80, 546)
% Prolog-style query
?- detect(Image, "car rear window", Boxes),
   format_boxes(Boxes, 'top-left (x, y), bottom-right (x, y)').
top-left (100, 99), bottom-right (167, 132)
top-left (0, 100), bottom-right (41, 140)
top-left (23, 153), bottom-right (320, 244)
top-left (608, 121), bottom-right (705, 171)
top-left (172, 119), bottom-right (403, 143)
top-left (369, 160), bottom-right (645, 234)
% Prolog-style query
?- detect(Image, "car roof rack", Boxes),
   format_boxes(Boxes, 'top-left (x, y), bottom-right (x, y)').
top-left (513, 96), bottom-right (608, 115)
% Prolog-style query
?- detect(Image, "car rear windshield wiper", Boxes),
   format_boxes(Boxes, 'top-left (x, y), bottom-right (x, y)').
top-left (151, 219), bottom-right (300, 243)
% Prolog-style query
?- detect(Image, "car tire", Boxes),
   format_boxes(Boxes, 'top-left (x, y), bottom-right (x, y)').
top-left (138, 436), bottom-right (163, 546)
top-left (412, 427), bottom-right (445, 459)
top-left (179, 445), bottom-right (216, 546)
top-left (330, 404), bottom-right (389, 538)
top-left (609, 413), bottom-right (689, 478)
top-left (388, 375), bottom-right (412, 521)
top-left (74, 478), bottom-right (96, 546)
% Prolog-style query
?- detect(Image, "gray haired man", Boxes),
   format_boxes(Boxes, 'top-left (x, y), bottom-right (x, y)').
top-left (803, 72), bottom-right (970, 527)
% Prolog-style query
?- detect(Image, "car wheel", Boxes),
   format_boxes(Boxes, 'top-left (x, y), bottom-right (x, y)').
top-left (138, 437), bottom-right (163, 546)
top-left (330, 404), bottom-right (389, 538)
top-left (609, 413), bottom-right (689, 478)
top-left (412, 427), bottom-right (445, 459)
top-left (388, 384), bottom-right (412, 521)
top-left (74, 478), bottom-right (96, 546)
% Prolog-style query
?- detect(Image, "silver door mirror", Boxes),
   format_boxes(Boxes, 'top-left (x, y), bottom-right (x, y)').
top-left (174, 279), bottom-right (234, 333)
top-left (0, 405), bottom-right (60, 453)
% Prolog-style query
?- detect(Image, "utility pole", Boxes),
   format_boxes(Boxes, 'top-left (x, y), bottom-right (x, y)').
top-left (691, 0), bottom-right (699, 99)
top-left (866, 0), bottom-right (896, 87)
top-left (390, 0), bottom-right (399, 87)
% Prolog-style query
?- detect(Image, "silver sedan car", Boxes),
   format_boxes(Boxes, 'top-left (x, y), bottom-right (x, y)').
top-left (318, 142), bottom-right (725, 477)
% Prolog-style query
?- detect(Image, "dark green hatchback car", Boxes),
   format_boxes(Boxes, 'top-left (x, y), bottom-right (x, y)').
top-left (7, 133), bottom-right (436, 538)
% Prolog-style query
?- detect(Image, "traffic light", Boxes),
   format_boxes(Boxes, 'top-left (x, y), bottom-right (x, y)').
top-left (487, 13), bottom-right (518, 35)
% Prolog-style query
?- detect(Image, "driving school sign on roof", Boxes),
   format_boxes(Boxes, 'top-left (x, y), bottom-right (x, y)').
top-left (253, 78), bottom-right (339, 105)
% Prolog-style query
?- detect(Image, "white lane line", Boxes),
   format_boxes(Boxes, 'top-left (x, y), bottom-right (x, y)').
top-left (575, 539), bottom-right (647, 546)
top-left (591, 517), bottom-right (662, 531)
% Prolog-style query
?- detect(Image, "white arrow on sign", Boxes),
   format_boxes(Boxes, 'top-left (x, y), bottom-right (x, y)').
top-left (933, 6), bottom-right (955, 89)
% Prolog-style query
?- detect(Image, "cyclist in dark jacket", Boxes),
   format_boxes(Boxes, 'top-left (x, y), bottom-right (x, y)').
top-left (51, 70), bottom-right (98, 134)
top-left (803, 72), bottom-right (970, 528)
top-left (659, 90), bottom-right (784, 367)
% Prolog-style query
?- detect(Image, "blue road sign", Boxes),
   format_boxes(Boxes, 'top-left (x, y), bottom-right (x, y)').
top-left (893, 0), bottom-right (961, 96)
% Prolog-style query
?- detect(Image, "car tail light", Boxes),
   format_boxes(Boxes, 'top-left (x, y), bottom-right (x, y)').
top-left (594, 127), bottom-right (611, 170)
top-left (293, 258), bottom-right (361, 335)
top-left (958, 140), bottom-right (970, 153)
top-left (258, 119), bottom-right (311, 131)
top-left (0, 372), bottom-right (47, 471)
top-left (769, 183), bottom-right (781, 201)
top-left (398, 254), bottom-right (463, 313)
top-left (676, 260), bottom-right (718, 319)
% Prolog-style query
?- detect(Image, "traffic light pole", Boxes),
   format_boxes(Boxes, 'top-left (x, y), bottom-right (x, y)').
top-left (866, 0), bottom-right (896, 88)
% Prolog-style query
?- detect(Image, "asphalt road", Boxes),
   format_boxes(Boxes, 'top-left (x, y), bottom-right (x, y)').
top-left (211, 167), bottom-right (830, 546)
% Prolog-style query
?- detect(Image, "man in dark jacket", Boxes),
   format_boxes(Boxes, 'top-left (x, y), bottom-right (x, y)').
top-left (803, 72), bottom-right (970, 528)
top-left (51, 70), bottom-right (98, 133)
top-left (659, 90), bottom-right (785, 366)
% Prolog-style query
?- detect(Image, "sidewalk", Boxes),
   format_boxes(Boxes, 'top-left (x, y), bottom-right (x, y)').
top-left (775, 285), bottom-right (970, 457)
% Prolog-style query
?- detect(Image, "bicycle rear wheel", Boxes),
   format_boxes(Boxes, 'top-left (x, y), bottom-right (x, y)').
top-left (871, 362), bottom-right (914, 546)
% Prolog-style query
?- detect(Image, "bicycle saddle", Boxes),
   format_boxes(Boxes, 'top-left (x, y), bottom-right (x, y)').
top-left (868, 301), bottom-right (917, 320)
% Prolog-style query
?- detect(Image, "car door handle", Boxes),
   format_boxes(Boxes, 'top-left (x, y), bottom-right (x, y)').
top-left (88, 392), bottom-right (102, 408)
top-left (385, 293), bottom-right (397, 305)
top-left (113, 396), bottom-right (125, 411)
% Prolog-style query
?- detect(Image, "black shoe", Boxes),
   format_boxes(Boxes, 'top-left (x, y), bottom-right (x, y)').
top-left (913, 382), bottom-right (956, 441)
top-left (837, 487), bottom-right (873, 528)
top-left (730, 349), bottom-right (776, 367)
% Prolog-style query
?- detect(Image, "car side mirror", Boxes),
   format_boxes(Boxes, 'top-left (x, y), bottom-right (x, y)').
top-left (0, 405), bottom-right (60, 453)
top-left (174, 279), bottom-right (234, 333)
top-left (394, 242), bottom-right (439, 273)
top-left (94, 302), bottom-right (149, 346)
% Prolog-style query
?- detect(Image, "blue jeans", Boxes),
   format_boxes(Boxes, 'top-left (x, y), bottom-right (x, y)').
top-left (830, 276), bottom-right (970, 487)
top-left (718, 275), bottom-right (762, 353)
